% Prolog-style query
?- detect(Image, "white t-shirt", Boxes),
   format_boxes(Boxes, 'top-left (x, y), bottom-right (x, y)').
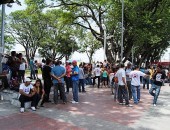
top-left (129, 70), bottom-right (146, 86)
top-left (109, 73), bottom-right (115, 83)
top-left (19, 62), bottom-right (26, 70)
top-left (115, 68), bottom-right (126, 85)
top-left (94, 67), bottom-right (101, 76)
top-left (19, 83), bottom-right (34, 97)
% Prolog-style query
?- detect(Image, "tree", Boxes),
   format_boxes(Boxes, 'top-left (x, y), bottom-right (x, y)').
top-left (4, 35), bottom-right (15, 53)
top-left (38, 9), bottom-right (78, 61)
top-left (7, 0), bottom-right (47, 62)
top-left (49, 0), bottom-right (170, 64)
top-left (79, 32), bottom-right (102, 63)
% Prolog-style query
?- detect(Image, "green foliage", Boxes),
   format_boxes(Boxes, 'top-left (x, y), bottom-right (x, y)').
top-left (78, 32), bottom-right (102, 63)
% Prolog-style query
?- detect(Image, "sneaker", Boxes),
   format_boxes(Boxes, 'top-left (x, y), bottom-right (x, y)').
top-left (31, 107), bottom-right (36, 111)
top-left (20, 108), bottom-right (24, 113)
top-left (119, 102), bottom-right (126, 105)
top-left (153, 104), bottom-right (157, 107)
top-left (71, 101), bottom-right (79, 104)
top-left (126, 104), bottom-right (133, 107)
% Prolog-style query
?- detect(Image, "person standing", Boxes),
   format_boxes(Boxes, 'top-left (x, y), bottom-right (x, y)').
top-left (42, 58), bottom-right (52, 102)
top-left (129, 65), bottom-right (148, 104)
top-left (93, 65), bottom-right (101, 88)
top-left (71, 60), bottom-right (79, 103)
top-left (149, 66), bottom-right (155, 85)
top-left (125, 63), bottom-right (132, 100)
top-left (149, 65), bottom-right (165, 106)
top-left (18, 58), bottom-right (26, 83)
top-left (115, 64), bottom-right (132, 107)
top-left (79, 63), bottom-right (86, 92)
top-left (51, 61), bottom-right (67, 104)
top-left (102, 67), bottom-right (108, 87)
top-left (29, 57), bottom-right (36, 80)
top-left (34, 60), bottom-right (39, 79)
top-left (143, 66), bottom-right (150, 89)
top-left (8, 51), bottom-right (21, 79)
top-left (65, 62), bottom-right (72, 93)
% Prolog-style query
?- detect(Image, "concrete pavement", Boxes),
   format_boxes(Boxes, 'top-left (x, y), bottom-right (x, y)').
top-left (0, 83), bottom-right (170, 130)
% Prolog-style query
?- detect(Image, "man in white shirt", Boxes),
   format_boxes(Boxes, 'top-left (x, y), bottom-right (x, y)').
top-left (129, 65), bottom-right (148, 104)
top-left (19, 78), bottom-right (37, 113)
top-left (115, 64), bottom-right (132, 107)
top-left (93, 65), bottom-right (101, 88)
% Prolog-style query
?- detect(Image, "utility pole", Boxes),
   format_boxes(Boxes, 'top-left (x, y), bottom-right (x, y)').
top-left (120, 0), bottom-right (124, 63)
top-left (0, 4), bottom-right (5, 74)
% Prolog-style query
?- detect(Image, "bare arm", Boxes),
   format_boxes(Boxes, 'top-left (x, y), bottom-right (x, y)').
top-left (19, 89), bottom-right (32, 97)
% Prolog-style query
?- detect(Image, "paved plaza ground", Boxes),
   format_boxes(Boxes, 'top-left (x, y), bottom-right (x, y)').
top-left (0, 83), bottom-right (170, 130)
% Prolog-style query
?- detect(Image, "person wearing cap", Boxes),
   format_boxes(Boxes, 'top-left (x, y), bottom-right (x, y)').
top-left (71, 60), bottom-right (79, 103)
top-left (149, 65), bottom-right (165, 106)
top-left (19, 78), bottom-right (37, 113)
top-left (129, 65), bottom-right (148, 104)
top-left (51, 61), bottom-right (67, 104)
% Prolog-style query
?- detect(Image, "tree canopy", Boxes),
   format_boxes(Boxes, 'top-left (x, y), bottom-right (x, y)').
top-left (4, 0), bottom-right (170, 65)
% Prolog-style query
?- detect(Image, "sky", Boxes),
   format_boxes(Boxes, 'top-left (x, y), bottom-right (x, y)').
top-left (3, 0), bottom-right (170, 62)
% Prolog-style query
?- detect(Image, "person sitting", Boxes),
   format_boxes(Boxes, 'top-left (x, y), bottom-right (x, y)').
top-left (33, 79), bottom-right (45, 108)
top-left (19, 78), bottom-right (37, 113)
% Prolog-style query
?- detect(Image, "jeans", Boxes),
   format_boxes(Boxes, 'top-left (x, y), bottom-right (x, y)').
top-left (85, 77), bottom-right (92, 85)
top-left (53, 83), bottom-right (67, 104)
top-left (72, 80), bottom-right (79, 102)
top-left (131, 85), bottom-right (140, 104)
top-left (143, 77), bottom-right (149, 89)
top-left (127, 81), bottom-right (132, 99)
top-left (79, 79), bottom-right (85, 92)
top-left (118, 85), bottom-right (129, 105)
top-left (30, 69), bottom-right (36, 79)
top-left (65, 77), bottom-right (72, 92)
top-left (114, 83), bottom-right (118, 100)
top-left (149, 84), bottom-right (161, 104)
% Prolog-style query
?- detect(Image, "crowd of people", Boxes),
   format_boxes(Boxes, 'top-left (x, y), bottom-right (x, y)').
top-left (1, 51), bottom-right (170, 113)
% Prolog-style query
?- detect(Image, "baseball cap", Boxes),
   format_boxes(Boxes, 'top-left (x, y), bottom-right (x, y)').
top-left (25, 78), bottom-right (32, 82)
top-left (72, 60), bottom-right (77, 64)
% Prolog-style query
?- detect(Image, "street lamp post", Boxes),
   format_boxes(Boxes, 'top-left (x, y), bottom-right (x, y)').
top-left (120, 0), bottom-right (124, 63)
top-left (0, 4), bottom-right (5, 74)
top-left (169, 53), bottom-right (170, 69)
top-left (102, 24), bottom-right (107, 60)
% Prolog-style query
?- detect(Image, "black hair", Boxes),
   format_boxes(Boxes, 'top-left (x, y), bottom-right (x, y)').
top-left (34, 79), bottom-right (43, 95)
top-left (55, 60), bottom-right (60, 66)
top-left (11, 51), bottom-right (16, 56)
top-left (133, 65), bottom-right (139, 70)
top-left (46, 58), bottom-right (51, 65)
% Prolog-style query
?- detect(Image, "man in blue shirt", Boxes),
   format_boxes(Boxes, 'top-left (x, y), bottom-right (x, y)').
top-left (71, 60), bottom-right (79, 103)
top-left (51, 61), bottom-right (67, 104)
